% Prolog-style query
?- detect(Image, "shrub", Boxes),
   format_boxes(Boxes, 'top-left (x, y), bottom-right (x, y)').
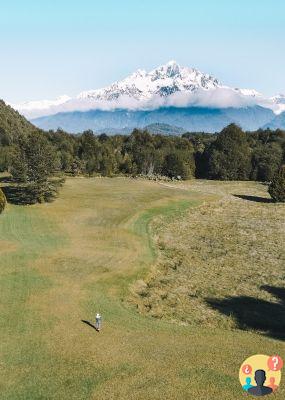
top-left (268, 165), bottom-right (285, 202)
top-left (0, 188), bottom-right (6, 213)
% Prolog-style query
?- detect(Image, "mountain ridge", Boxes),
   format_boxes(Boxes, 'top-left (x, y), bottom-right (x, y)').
top-left (32, 105), bottom-right (275, 134)
top-left (264, 110), bottom-right (285, 130)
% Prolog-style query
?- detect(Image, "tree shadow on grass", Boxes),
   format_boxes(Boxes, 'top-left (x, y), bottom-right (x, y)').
top-left (81, 320), bottom-right (99, 332)
top-left (206, 286), bottom-right (285, 340)
top-left (2, 186), bottom-right (38, 205)
top-left (232, 194), bottom-right (273, 203)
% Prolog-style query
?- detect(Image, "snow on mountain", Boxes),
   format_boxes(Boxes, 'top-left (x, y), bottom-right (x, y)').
top-left (234, 88), bottom-right (262, 98)
top-left (77, 60), bottom-right (221, 102)
top-left (270, 94), bottom-right (285, 115)
top-left (271, 94), bottom-right (285, 103)
top-left (12, 61), bottom-right (283, 119)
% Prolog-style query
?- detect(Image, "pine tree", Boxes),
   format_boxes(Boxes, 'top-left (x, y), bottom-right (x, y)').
top-left (268, 165), bottom-right (285, 202)
top-left (10, 132), bottom-right (59, 203)
top-left (207, 124), bottom-right (251, 180)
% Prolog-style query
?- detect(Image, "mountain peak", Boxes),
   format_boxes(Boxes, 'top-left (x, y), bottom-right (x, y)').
top-left (151, 60), bottom-right (182, 78)
top-left (75, 61), bottom-right (222, 103)
top-left (12, 61), bottom-right (281, 119)
top-left (166, 59), bottom-right (179, 66)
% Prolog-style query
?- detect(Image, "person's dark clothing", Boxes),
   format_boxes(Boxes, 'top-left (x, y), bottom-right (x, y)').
top-left (248, 386), bottom-right (272, 396)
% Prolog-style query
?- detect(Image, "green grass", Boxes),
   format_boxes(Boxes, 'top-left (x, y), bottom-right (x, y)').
top-left (0, 177), bottom-right (284, 399)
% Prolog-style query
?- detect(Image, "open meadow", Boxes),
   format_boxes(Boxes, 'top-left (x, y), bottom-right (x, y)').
top-left (0, 177), bottom-right (284, 399)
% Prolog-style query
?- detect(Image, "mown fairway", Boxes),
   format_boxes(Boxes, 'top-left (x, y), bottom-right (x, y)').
top-left (0, 177), bottom-right (284, 399)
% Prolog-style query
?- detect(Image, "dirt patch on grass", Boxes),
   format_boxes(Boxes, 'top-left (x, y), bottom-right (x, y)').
top-left (0, 240), bottom-right (18, 254)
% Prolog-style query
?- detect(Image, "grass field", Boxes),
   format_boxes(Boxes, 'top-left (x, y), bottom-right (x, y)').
top-left (0, 177), bottom-right (284, 399)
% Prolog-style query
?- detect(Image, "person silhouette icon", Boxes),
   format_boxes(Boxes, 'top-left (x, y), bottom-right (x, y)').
top-left (243, 377), bottom-right (254, 391)
top-left (268, 377), bottom-right (278, 392)
top-left (248, 369), bottom-right (273, 396)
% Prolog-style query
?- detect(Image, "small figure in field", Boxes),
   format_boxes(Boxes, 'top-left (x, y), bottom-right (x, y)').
top-left (95, 313), bottom-right (102, 332)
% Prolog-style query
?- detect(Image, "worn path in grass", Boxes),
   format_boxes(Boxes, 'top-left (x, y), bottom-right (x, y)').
top-left (0, 177), bottom-right (284, 399)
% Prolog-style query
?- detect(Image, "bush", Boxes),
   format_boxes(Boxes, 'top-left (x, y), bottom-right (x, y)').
top-left (0, 188), bottom-right (6, 213)
top-left (268, 165), bottom-right (285, 202)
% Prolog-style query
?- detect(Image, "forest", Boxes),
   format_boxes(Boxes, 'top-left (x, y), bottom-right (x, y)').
top-left (0, 100), bottom-right (285, 204)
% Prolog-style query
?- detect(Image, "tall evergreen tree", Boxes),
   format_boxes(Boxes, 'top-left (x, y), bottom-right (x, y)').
top-left (10, 132), bottom-right (59, 203)
top-left (268, 165), bottom-right (285, 202)
top-left (207, 124), bottom-right (251, 180)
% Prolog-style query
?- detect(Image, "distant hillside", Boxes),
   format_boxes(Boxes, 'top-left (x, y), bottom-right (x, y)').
top-left (32, 105), bottom-right (275, 134)
top-left (144, 123), bottom-right (186, 135)
top-left (89, 123), bottom-right (186, 135)
top-left (0, 100), bottom-right (38, 142)
top-left (263, 111), bottom-right (285, 130)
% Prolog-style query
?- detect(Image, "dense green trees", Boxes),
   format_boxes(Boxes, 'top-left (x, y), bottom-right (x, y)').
top-left (1, 123), bottom-right (284, 184)
top-left (0, 100), bottom-right (37, 142)
top-left (268, 165), bottom-right (285, 202)
top-left (123, 130), bottom-right (195, 178)
top-left (184, 125), bottom-right (285, 181)
top-left (249, 128), bottom-right (285, 182)
top-left (9, 132), bottom-right (59, 203)
top-left (206, 124), bottom-right (252, 180)
top-left (250, 143), bottom-right (283, 182)
top-left (0, 97), bottom-right (285, 198)
top-left (11, 132), bottom-right (58, 183)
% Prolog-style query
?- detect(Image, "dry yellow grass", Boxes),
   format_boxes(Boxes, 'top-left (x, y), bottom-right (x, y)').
top-left (133, 180), bottom-right (285, 331)
top-left (0, 177), bottom-right (284, 399)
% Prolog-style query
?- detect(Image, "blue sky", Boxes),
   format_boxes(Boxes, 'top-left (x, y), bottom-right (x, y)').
top-left (1, 0), bottom-right (284, 103)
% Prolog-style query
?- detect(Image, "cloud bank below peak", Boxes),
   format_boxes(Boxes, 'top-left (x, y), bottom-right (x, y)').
top-left (11, 61), bottom-right (285, 119)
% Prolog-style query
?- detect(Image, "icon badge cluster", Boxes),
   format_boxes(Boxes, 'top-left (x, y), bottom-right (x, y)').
top-left (239, 354), bottom-right (283, 396)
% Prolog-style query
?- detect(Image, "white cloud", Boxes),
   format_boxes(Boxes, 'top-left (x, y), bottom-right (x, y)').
top-left (13, 87), bottom-right (279, 119)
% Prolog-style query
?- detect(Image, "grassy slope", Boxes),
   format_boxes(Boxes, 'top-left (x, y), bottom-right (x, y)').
top-left (132, 181), bottom-right (285, 333)
top-left (0, 177), bottom-right (284, 399)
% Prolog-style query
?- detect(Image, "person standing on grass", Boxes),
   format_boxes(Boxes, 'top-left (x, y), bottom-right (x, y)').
top-left (95, 313), bottom-right (102, 332)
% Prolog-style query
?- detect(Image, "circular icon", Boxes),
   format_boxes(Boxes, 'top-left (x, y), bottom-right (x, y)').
top-left (239, 354), bottom-right (282, 396)
top-left (268, 355), bottom-right (283, 372)
top-left (242, 364), bottom-right (252, 375)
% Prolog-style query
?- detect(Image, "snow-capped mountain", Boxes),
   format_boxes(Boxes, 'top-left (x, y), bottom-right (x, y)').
top-left (10, 61), bottom-right (285, 133)
top-left (77, 60), bottom-right (221, 102)
top-left (13, 60), bottom-right (279, 119)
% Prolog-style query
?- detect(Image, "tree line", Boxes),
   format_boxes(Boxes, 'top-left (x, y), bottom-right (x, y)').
top-left (0, 120), bottom-right (285, 205)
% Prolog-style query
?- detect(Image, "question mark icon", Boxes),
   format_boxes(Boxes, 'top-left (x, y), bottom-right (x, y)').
top-left (268, 355), bottom-right (283, 372)
top-left (272, 357), bottom-right (278, 371)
